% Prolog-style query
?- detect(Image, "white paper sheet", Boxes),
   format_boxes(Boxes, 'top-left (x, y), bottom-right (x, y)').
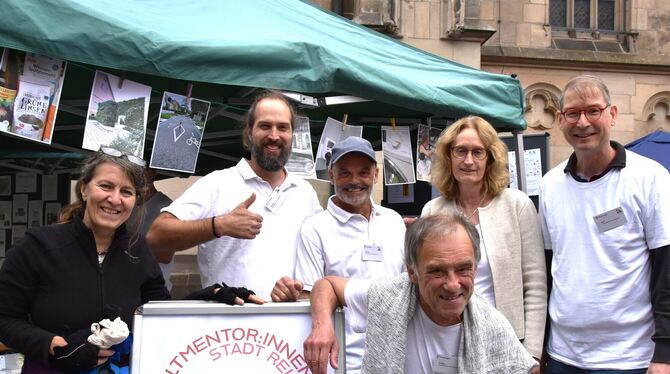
top-left (508, 148), bottom-right (542, 196)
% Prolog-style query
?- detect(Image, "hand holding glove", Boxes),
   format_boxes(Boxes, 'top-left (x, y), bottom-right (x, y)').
top-left (50, 328), bottom-right (99, 371)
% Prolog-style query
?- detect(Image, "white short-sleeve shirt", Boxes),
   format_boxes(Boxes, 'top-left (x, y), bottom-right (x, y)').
top-left (294, 196), bottom-right (406, 373)
top-left (163, 159), bottom-right (322, 300)
top-left (539, 150), bottom-right (670, 369)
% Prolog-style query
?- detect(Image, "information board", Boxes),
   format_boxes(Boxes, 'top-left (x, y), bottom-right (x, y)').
top-left (132, 301), bottom-right (345, 374)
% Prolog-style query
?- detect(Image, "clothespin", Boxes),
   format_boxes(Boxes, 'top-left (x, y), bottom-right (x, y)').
top-left (186, 83), bottom-right (193, 101)
top-left (341, 114), bottom-right (348, 131)
top-left (118, 72), bottom-right (125, 89)
top-left (186, 83), bottom-right (194, 112)
top-left (390, 117), bottom-right (397, 132)
top-left (426, 116), bottom-right (432, 129)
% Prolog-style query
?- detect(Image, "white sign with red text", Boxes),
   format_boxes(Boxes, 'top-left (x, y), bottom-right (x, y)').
top-left (131, 301), bottom-right (345, 374)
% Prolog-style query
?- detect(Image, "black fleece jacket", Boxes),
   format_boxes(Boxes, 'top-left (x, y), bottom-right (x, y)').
top-left (0, 214), bottom-right (170, 366)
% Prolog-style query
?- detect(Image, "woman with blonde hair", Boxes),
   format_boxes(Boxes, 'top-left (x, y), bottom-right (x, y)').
top-left (422, 116), bottom-right (547, 361)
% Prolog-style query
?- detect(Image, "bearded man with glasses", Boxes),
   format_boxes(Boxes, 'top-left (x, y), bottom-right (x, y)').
top-left (539, 75), bottom-right (670, 373)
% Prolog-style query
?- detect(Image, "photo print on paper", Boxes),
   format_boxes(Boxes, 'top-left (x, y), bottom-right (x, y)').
top-left (314, 117), bottom-right (363, 181)
top-left (286, 116), bottom-right (316, 178)
top-left (149, 92), bottom-right (211, 174)
top-left (415, 124), bottom-right (442, 182)
top-left (381, 126), bottom-right (415, 185)
top-left (82, 70), bottom-right (151, 157)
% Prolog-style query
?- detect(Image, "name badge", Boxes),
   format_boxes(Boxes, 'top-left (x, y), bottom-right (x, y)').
top-left (593, 207), bottom-right (627, 232)
top-left (433, 354), bottom-right (457, 374)
top-left (265, 188), bottom-right (283, 213)
top-left (362, 244), bottom-right (383, 262)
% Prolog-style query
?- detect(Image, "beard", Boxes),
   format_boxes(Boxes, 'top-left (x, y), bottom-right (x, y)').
top-left (334, 183), bottom-right (372, 207)
top-left (251, 139), bottom-right (291, 172)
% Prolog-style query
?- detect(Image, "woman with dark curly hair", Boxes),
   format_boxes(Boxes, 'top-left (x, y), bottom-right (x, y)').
top-left (422, 116), bottom-right (547, 362)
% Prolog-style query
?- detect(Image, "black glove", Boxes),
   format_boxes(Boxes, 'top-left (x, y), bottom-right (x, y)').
top-left (185, 282), bottom-right (255, 305)
top-left (214, 282), bottom-right (256, 304)
top-left (50, 328), bottom-right (99, 371)
top-left (102, 303), bottom-right (122, 320)
top-left (184, 283), bottom-right (220, 301)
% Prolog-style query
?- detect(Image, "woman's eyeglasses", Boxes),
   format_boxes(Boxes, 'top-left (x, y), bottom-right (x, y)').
top-left (560, 105), bottom-right (610, 125)
top-left (451, 147), bottom-right (487, 160)
top-left (99, 147), bottom-right (146, 167)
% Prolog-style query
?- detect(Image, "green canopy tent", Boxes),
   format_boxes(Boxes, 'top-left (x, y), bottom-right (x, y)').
top-left (0, 0), bottom-right (527, 177)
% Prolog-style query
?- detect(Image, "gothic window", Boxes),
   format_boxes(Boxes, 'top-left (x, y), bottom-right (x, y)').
top-left (550, 0), bottom-right (620, 31)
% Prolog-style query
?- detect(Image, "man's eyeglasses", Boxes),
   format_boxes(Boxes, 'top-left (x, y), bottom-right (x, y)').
top-left (560, 105), bottom-right (610, 125)
top-left (99, 147), bottom-right (146, 167)
top-left (451, 147), bottom-right (487, 160)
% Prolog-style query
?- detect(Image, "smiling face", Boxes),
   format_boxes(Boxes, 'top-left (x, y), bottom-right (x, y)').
top-left (80, 162), bottom-right (137, 239)
top-left (248, 98), bottom-right (293, 172)
top-left (450, 127), bottom-right (487, 188)
top-left (329, 153), bottom-right (378, 209)
top-left (559, 85), bottom-right (617, 158)
top-left (408, 225), bottom-right (476, 326)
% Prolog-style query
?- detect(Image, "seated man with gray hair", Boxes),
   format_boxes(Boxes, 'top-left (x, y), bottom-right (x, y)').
top-left (303, 213), bottom-right (538, 374)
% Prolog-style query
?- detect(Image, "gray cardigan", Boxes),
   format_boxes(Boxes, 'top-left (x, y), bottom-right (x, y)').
top-left (362, 273), bottom-right (537, 373)
top-left (421, 188), bottom-right (547, 358)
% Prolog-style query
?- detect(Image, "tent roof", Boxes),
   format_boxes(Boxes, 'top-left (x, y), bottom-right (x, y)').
top-left (625, 130), bottom-right (670, 172)
top-left (0, 0), bottom-right (526, 176)
top-left (0, 0), bottom-right (524, 129)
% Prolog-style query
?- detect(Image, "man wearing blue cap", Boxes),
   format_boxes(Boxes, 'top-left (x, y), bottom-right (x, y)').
top-left (271, 136), bottom-right (406, 374)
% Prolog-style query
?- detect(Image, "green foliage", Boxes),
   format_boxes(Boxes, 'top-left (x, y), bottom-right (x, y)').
top-left (117, 98), bottom-right (145, 130)
top-left (108, 137), bottom-right (135, 155)
top-left (96, 101), bottom-right (118, 127)
top-left (105, 97), bottom-right (146, 155)
top-left (109, 125), bottom-right (144, 155)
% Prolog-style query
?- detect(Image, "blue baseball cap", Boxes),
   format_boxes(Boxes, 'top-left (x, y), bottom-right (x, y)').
top-left (329, 136), bottom-right (376, 166)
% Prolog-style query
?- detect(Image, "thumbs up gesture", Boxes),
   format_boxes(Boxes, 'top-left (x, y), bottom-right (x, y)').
top-left (215, 193), bottom-right (264, 239)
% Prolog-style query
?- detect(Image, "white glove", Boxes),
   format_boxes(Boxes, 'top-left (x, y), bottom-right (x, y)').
top-left (87, 317), bottom-right (130, 349)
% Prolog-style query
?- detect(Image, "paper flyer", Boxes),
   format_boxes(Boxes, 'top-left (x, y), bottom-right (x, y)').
top-left (44, 202), bottom-right (61, 225)
top-left (286, 116), bottom-right (316, 178)
top-left (28, 200), bottom-right (43, 227)
top-left (12, 194), bottom-right (28, 223)
top-left (508, 148), bottom-right (542, 196)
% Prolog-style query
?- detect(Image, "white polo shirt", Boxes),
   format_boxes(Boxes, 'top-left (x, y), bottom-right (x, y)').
top-left (295, 196), bottom-right (406, 374)
top-left (539, 150), bottom-right (670, 369)
top-left (163, 159), bottom-right (322, 300)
